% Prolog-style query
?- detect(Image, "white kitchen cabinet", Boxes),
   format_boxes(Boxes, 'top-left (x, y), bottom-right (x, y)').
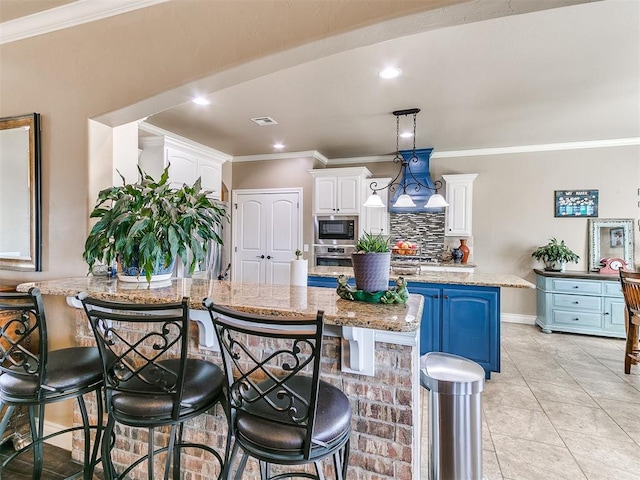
top-left (139, 134), bottom-right (224, 199)
top-left (309, 167), bottom-right (371, 215)
top-left (360, 177), bottom-right (390, 235)
top-left (443, 174), bottom-right (478, 237)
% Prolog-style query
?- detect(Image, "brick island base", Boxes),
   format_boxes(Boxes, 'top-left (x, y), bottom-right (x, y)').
top-left (73, 311), bottom-right (421, 480)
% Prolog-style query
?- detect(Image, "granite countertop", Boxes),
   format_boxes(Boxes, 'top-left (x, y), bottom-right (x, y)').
top-left (16, 277), bottom-right (423, 333)
top-left (309, 266), bottom-right (535, 289)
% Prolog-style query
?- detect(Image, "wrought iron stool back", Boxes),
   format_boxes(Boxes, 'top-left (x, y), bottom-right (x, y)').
top-left (0, 287), bottom-right (104, 479)
top-left (79, 294), bottom-right (229, 480)
top-left (204, 299), bottom-right (351, 480)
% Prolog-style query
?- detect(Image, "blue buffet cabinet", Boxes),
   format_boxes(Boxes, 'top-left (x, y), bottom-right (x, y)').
top-left (307, 276), bottom-right (500, 378)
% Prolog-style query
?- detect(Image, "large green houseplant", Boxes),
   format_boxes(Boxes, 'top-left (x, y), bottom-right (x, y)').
top-left (351, 232), bottom-right (391, 292)
top-left (83, 166), bottom-right (227, 282)
top-left (532, 237), bottom-right (580, 272)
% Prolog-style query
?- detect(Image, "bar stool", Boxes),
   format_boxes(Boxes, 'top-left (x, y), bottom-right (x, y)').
top-left (0, 287), bottom-right (104, 479)
top-left (204, 299), bottom-right (352, 480)
top-left (620, 269), bottom-right (640, 373)
top-left (78, 294), bottom-right (229, 480)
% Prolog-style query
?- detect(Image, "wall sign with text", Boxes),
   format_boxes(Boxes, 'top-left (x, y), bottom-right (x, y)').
top-left (554, 190), bottom-right (598, 217)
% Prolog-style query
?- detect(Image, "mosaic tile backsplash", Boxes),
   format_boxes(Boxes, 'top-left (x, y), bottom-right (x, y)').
top-left (390, 212), bottom-right (446, 261)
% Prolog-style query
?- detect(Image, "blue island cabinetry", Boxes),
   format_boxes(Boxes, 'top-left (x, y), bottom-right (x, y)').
top-left (307, 276), bottom-right (500, 378)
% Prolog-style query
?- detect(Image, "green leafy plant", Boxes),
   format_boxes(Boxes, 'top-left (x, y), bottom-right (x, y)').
top-left (83, 165), bottom-right (227, 282)
top-left (354, 232), bottom-right (390, 253)
top-left (532, 237), bottom-right (580, 268)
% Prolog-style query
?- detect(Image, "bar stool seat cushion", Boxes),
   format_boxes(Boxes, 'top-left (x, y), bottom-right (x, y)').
top-left (0, 346), bottom-right (102, 399)
top-left (236, 377), bottom-right (351, 456)
top-left (111, 358), bottom-right (224, 424)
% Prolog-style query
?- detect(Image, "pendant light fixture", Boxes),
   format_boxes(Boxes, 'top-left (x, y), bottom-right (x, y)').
top-left (363, 108), bottom-right (448, 209)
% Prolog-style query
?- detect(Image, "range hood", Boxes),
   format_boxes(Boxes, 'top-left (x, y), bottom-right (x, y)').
top-left (389, 148), bottom-right (443, 213)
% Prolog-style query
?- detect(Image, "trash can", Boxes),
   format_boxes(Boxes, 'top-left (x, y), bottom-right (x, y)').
top-left (420, 352), bottom-right (485, 480)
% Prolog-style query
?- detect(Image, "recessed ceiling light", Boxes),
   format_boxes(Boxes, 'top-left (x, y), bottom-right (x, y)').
top-left (400, 132), bottom-right (413, 138)
top-left (192, 96), bottom-right (211, 106)
top-left (273, 143), bottom-right (285, 149)
top-left (378, 67), bottom-right (402, 79)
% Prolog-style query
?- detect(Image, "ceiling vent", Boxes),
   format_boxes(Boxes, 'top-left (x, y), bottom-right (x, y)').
top-left (251, 116), bottom-right (278, 126)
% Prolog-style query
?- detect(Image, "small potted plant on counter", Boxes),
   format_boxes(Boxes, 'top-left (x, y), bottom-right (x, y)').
top-left (83, 165), bottom-right (227, 283)
top-left (351, 232), bottom-right (391, 292)
top-left (532, 237), bottom-right (580, 272)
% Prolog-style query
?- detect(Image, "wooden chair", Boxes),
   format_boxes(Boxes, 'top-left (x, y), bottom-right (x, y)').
top-left (78, 294), bottom-right (229, 480)
top-left (204, 299), bottom-right (352, 480)
top-left (0, 287), bottom-right (104, 479)
top-left (619, 269), bottom-right (640, 374)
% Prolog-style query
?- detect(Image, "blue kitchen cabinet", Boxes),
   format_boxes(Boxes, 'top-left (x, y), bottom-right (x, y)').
top-left (308, 275), bottom-right (500, 378)
top-left (441, 286), bottom-right (499, 377)
top-left (406, 282), bottom-right (499, 378)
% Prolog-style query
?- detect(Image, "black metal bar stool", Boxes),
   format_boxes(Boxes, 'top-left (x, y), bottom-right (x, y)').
top-left (204, 299), bottom-right (352, 480)
top-left (0, 287), bottom-right (104, 479)
top-left (79, 294), bottom-right (229, 480)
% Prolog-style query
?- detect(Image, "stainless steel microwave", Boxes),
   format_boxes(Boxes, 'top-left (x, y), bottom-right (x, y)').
top-left (314, 215), bottom-right (358, 245)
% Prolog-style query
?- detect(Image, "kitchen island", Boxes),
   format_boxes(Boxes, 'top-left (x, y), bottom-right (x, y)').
top-left (17, 277), bottom-right (424, 480)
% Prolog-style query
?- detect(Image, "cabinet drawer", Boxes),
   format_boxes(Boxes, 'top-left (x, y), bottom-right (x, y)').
top-left (552, 279), bottom-right (601, 295)
top-left (552, 310), bottom-right (602, 328)
top-left (603, 282), bottom-right (622, 296)
top-left (552, 294), bottom-right (601, 311)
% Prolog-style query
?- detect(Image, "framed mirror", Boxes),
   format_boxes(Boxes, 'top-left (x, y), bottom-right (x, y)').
top-left (588, 218), bottom-right (635, 271)
top-left (0, 113), bottom-right (42, 271)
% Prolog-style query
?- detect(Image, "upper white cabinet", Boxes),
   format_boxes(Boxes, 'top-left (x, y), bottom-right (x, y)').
top-left (309, 167), bottom-right (371, 215)
top-left (361, 177), bottom-right (390, 235)
top-left (138, 134), bottom-right (226, 200)
top-left (443, 174), bottom-right (478, 237)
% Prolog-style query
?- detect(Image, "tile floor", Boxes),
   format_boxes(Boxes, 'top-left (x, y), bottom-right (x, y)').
top-left (421, 322), bottom-right (640, 480)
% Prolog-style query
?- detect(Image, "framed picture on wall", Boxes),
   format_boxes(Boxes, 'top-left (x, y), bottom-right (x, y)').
top-left (610, 227), bottom-right (624, 248)
top-left (554, 190), bottom-right (598, 217)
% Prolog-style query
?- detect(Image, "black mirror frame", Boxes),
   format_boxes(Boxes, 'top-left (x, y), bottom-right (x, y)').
top-left (0, 113), bottom-right (42, 271)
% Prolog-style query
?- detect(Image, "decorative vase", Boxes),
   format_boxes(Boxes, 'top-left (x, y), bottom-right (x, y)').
top-left (351, 252), bottom-right (391, 292)
top-left (459, 239), bottom-right (470, 264)
top-left (544, 260), bottom-right (566, 272)
top-left (451, 248), bottom-right (463, 264)
top-left (118, 256), bottom-right (176, 283)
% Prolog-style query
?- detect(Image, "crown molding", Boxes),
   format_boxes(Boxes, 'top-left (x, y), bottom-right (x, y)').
top-left (430, 137), bottom-right (640, 158)
top-left (0, 0), bottom-right (169, 45)
top-left (138, 122), bottom-right (232, 163)
top-left (232, 150), bottom-right (328, 164)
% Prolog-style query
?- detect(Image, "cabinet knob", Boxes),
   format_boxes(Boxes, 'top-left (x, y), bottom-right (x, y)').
top-left (573, 286), bottom-right (579, 289)
top-left (266, 255), bottom-right (272, 260)
top-left (256, 255), bottom-right (265, 259)
top-left (442, 295), bottom-right (449, 299)
top-left (572, 318), bottom-right (580, 321)
top-left (573, 301), bottom-right (579, 304)
top-left (432, 295), bottom-right (439, 299)
top-left (604, 312), bottom-right (610, 315)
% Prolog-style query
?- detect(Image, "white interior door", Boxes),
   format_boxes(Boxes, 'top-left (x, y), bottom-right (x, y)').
top-left (233, 189), bottom-right (301, 284)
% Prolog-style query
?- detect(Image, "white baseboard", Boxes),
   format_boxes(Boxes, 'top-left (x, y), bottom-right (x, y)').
top-left (43, 421), bottom-right (72, 451)
top-left (501, 313), bottom-right (536, 325)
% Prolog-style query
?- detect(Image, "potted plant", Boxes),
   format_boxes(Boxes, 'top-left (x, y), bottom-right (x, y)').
top-left (532, 237), bottom-right (580, 272)
top-left (351, 232), bottom-right (391, 292)
top-left (83, 166), bottom-right (227, 282)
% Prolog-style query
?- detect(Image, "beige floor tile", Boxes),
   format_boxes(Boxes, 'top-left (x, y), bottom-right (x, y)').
top-left (484, 405), bottom-right (564, 446)
top-left (557, 429), bottom-right (640, 480)
top-left (482, 382), bottom-right (542, 412)
top-left (571, 376), bottom-right (640, 405)
top-left (491, 433), bottom-right (586, 480)
top-left (539, 399), bottom-right (630, 441)
top-left (527, 379), bottom-right (599, 408)
top-left (593, 397), bottom-right (640, 446)
top-left (482, 449), bottom-right (503, 480)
